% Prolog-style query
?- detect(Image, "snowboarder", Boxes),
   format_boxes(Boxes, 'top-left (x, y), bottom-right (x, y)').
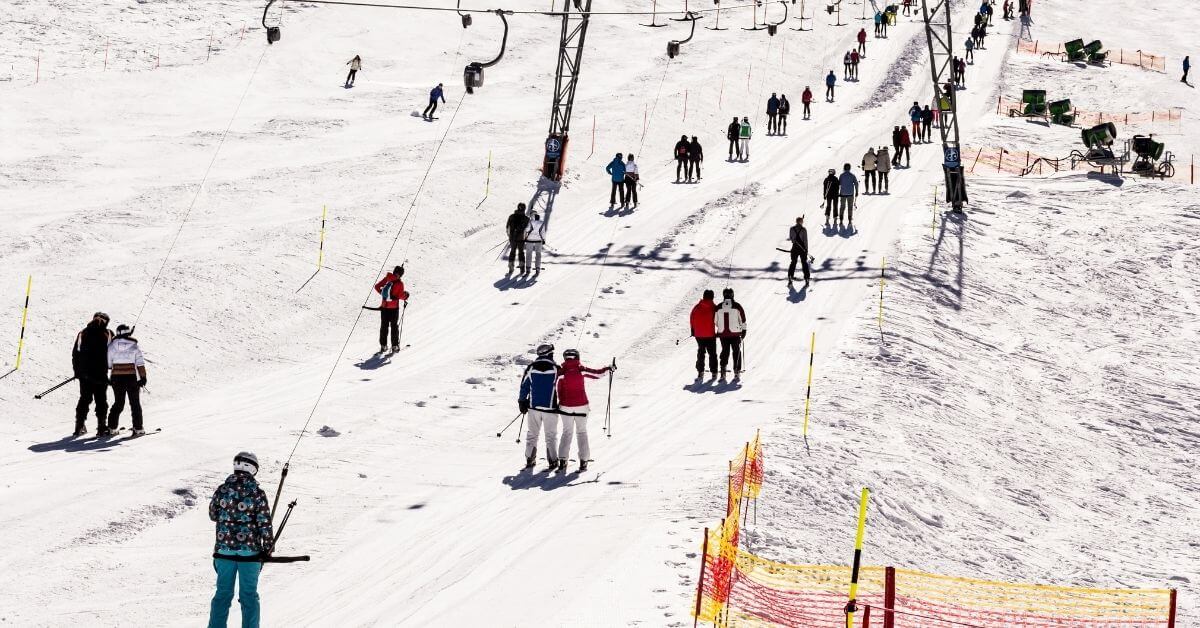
top-left (909, 101), bottom-right (922, 141)
top-left (72, 312), bottom-right (113, 436)
top-left (518, 344), bottom-right (560, 469)
top-left (921, 105), bottom-right (934, 142)
top-left (373, 266), bottom-right (409, 352)
top-left (207, 452), bottom-right (274, 628)
top-left (737, 117), bottom-right (752, 161)
top-left (714, 288), bottom-right (746, 379)
top-left (838, 163), bottom-right (859, 225)
top-left (506, 203), bottom-right (529, 274)
top-left (825, 71), bottom-right (837, 102)
top-left (862, 147), bottom-right (878, 194)
top-left (107, 324), bottom-right (147, 435)
top-left (766, 93), bottom-right (780, 134)
top-left (822, 169), bottom-right (839, 225)
top-left (624, 154), bottom-right (640, 206)
top-left (777, 95), bottom-right (791, 134)
top-left (674, 135), bottom-right (691, 181)
top-left (687, 136), bottom-right (704, 180)
top-left (876, 146), bottom-right (891, 194)
top-left (1184, 56), bottom-right (1191, 84)
top-left (898, 126), bottom-right (912, 167)
top-left (606, 152), bottom-right (628, 208)
top-left (802, 86), bottom-right (813, 119)
top-left (727, 117), bottom-right (741, 160)
top-left (422, 83), bottom-right (445, 119)
top-left (788, 216), bottom-right (811, 287)
top-left (689, 290), bottom-right (718, 379)
top-left (555, 349), bottom-right (612, 473)
top-left (345, 55), bottom-right (361, 87)
top-left (857, 28), bottom-right (867, 54)
top-left (525, 212), bottom-right (547, 274)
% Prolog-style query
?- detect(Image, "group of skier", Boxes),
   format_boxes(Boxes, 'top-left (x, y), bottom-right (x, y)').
top-left (822, 164), bottom-right (861, 227)
top-left (605, 152), bottom-right (641, 208)
top-left (504, 202), bottom-right (549, 275)
top-left (517, 344), bottom-right (614, 472)
top-left (765, 93), bottom-right (791, 136)
top-left (673, 135), bottom-right (705, 181)
top-left (71, 311), bottom-right (149, 437)
top-left (688, 288), bottom-right (748, 380)
top-left (726, 116), bottom-right (753, 161)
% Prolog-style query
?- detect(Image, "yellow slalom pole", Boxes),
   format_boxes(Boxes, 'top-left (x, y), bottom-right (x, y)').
top-left (932, 185), bottom-right (938, 237)
top-left (878, 257), bottom-right (885, 330)
top-left (802, 331), bottom-right (815, 444)
top-left (317, 205), bottom-right (327, 270)
top-left (15, 275), bottom-right (32, 370)
top-left (485, 150), bottom-right (492, 199)
top-left (845, 487), bottom-right (871, 628)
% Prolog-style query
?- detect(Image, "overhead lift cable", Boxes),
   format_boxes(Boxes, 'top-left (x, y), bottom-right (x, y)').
top-left (266, 0), bottom-right (767, 18)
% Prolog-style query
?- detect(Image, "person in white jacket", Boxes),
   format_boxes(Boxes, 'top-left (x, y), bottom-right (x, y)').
top-left (107, 324), bottom-right (148, 435)
top-left (623, 154), bottom-right (639, 208)
top-left (524, 212), bottom-right (547, 274)
top-left (345, 55), bottom-right (361, 87)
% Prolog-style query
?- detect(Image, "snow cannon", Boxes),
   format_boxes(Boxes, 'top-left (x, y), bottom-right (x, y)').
top-left (1129, 134), bottom-right (1174, 178)
top-left (1022, 90), bottom-right (1047, 116)
top-left (1084, 40), bottom-right (1107, 64)
top-left (1049, 99), bottom-right (1074, 125)
top-left (462, 10), bottom-right (509, 95)
top-left (1064, 38), bottom-right (1086, 62)
top-left (1082, 122), bottom-right (1117, 160)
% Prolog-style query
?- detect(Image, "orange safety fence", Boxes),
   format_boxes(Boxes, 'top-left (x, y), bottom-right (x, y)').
top-left (1016, 40), bottom-right (1167, 72)
top-left (995, 97), bottom-right (1183, 130)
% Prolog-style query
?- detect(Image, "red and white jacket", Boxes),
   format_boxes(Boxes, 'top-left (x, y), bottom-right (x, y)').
top-left (556, 358), bottom-right (610, 411)
top-left (714, 299), bottom-right (747, 338)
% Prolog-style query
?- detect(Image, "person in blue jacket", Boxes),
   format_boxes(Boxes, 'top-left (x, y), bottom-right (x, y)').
top-left (825, 70), bottom-right (837, 102)
top-left (605, 153), bottom-right (627, 208)
top-left (518, 344), bottom-right (561, 469)
top-left (1183, 56), bottom-right (1191, 84)
top-left (422, 83), bottom-right (445, 119)
top-left (766, 93), bottom-right (781, 134)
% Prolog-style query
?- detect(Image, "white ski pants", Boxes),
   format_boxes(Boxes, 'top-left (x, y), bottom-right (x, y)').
top-left (524, 409), bottom-right (558, 460)
top-left (557, 406), bottom-right (591, 463)
top-left (738, 138), bottom-right (750, 158)
top-left (526, 242), bottom-right (544, 272)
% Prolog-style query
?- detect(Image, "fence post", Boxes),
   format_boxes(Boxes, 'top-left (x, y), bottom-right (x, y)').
top-left (883, 567), bottom-right (896, 628)
top-left (1033, 40), bottom-right (1037, 54)
top-left (589, 115), bottom-right (595, 158)
top-left (104, 39), bottom-right (109, 70)
top-left (997, 148), bottom-right (1005, 173)
top-left (683, 89), bottom-right (688, 122)
top-left (35, 53), bottom-right (40, 84)
top-left (207, 30), bottom-right (213, 62)
top-left (693, 528), bottom-right (710, 628)
top-left (969, 147), bottom-right (983, 173)
top-left (862, 605), bottom-right (871, 627)
top-left (845, 487), bottom-right (870, 628)
top-left (719, 75), bottom-right (725, 108)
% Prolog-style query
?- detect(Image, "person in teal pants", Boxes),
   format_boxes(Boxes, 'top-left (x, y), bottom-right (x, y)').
top-left (208, 452), bottom-right (274, 628)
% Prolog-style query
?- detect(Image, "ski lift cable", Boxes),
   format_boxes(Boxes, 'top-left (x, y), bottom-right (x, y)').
top-left (133, 46), bottom-right (270, 328)
top-left (275, 0), bottom-right (767, 18)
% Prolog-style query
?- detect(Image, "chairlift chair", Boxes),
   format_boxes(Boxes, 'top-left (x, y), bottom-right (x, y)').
top-left (463, 10), bottom-right (511, 94)
top-left (457, 0), bottom-right (472, 28)
top-left (790, 0), bottom-right (813, 31)
top-left (262, 0), bottom-right (282, 44)
top-left (668, 12), bottom-right (702, 58)
top-left (707, 0), bottom-right (730, 30)
top-left (766, 1), bottom-right (789, 35)
top-left (745, 0), bottom-right (769, 31)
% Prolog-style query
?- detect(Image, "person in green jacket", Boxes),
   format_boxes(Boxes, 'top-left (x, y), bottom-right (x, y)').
top-left (737, 117), bottom-right (752, 161)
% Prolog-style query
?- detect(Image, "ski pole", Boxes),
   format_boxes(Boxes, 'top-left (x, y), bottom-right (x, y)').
top-left (497, 412), bottom-right (523, 437)
top-left (396, 301), bottom-right (408, 346)
top-left (515, 412), bottom-right (525, 443)
top-left (604, 357), bottom-right (616, 438)
top-left (273, 499), bottom-right (298, 543)
top-left (34, 376), bottom-right (76, 399)
top-left (269, 463), bottom-right (289, 528)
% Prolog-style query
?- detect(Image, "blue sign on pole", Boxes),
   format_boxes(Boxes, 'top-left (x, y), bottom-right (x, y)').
top-left (943, 146), bottom-right (961, 168)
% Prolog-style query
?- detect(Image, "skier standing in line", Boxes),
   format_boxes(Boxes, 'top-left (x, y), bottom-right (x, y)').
top-left (921, 105), bottom-right (935, 142)
top-left (554, 349), bottom-right (612, 473)
top-left (107, 324), bottom-right (147, 435)
top-left (605, 152), bottom-right (628, 208)
top-left (874, 10), bottom-right (883, 37)
top-left (624, 154), bottom-right (640, 206)
top-left (737, 117), bottom-right (752, 161)
top-left (518, 344), bottom-right (560, 470)
top-left (825, 71), bottom-right (837, 102)
top-left (898, 125), bottom-right (912, 167)
top-left (857, 28), bottom-right (867, 55)
top-left (525, 212), bottom-right (547, 274)
top-left (72, 312), bottom-right (113, 436)
top-left (506, 203), bottom-right (529, 274)
top-left (727, 116), bottom-right (741, 160)
top-left (838, 163), bottom-right (859, 226)
top-left (908, 101), bottom-right (923, 141)
top-left (964, 32), bottom-right (975, 62)
top-left (714, 288), bottom-right (747, 380)
top-left (802, 86), bottom-right (813, 119)
top-left (373, 266), bottom-right (409, 353)
top-left (850, 49), bottom-right (861, 80)
top-left (843, 51), bottom-right (853, 80)
top-left (876, 146), bottom-right (891, 194)
top-left (687, 136), bottom-right (704, 180)
top-left (861, 147), bottom-right (878, 194)
top-left (422, 82), bottom-right (445, 119)
top-left (788, 216), bottom-right (811, 288)
top-left (822, 168), bottom-right (840, 226)
top-left (891, 126), bottom-right (903, 166)
top-left (777, 95), bottom-right (791, 135)
top-left (207, 452), bottom-right (274, 628)
top-left (345, 55), bottom-right (361, 87)
top-left (766, 93), bottom-right (780, 135)
top-left (674, 135), bottom-right (691, 181)
top-left (690, 289), bottom-right (718, 380)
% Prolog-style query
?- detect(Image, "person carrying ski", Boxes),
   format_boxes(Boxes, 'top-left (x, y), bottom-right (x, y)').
top-left (555, 349), bottom-right (612, 473)
top-left (624, 154), bottom-right (640, 206)
top-left (921, 104), bottom-right (934, 142)
top-left (737, 117), bottom-right (752, 161)
top-left (373, 266), bottom-right (409, 352)
top-left (964, 33), bottom-right (975, 62)
top-left (788, 216), bottom-right (811, 288)
top-left (1184, 56), bottom-right (1191, 84)
top-left (727, 116), bottom-right (741, 160)
top-left (825, 71), bottom-right (837, 102)
top-left (766, 93), bottom-right (780, 134)
top-left (106, 323), bottom-right (147, 435)
top-left (802, 86), bottom-right (813, 119)
top-left (606, 152), bottom-right (628, 208)
top-left (674, 135), bottom-right (691, 181)
top-left (422, 83), bottom-right (445, 119)
top-left (838, 163), bottom-right (859, 225)
top-left (861, 147), bottom-right (878, 194)
top-left (525, 212), bottom-right (547, 274)
top-left (518, 344), bottom-right (560, 470)
top-left (689, 289), bottom-right (718, 379)
top-left (822, 169), bottom-right (839, 225)
top-left (876, 146), bottom-right (891, 194)
top-left (207, 452), bottom-right (274, 628)
top-left (898, 125), bottom-right (912, 167)
top-left (714, 288), bottom-right (746, 379)
top-left (857, 28), bottom-right (867, 55)
top-left (687, 136), bottom-right (704, 180)
top-left (72, 312), bottom-right (113, 436)
top-left (850, 50), bottom-right (861, 80)
top-left (345, 55), bottom-right (361, 87)
top-left (506, 203), bottom-right (529, 274)
top-left (777, 95), bottom-right (791, 135)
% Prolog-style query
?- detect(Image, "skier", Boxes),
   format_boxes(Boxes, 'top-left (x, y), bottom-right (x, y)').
top-left (822, 169), bottom-right (839, 225)
top-left (1184, 56), bottom-right (1191, 84)
top-left (506, 203), bottom-right (529, 274)
top-left (517, 344), bottom-right (560, 470)
top-left (207, 451), bottom-right (274, 628)
top-left (1002, 0), bottom-right (1012, 19)
top-left (106, 324), bottom-right (147, 435)
top-left (921, 105), bottom-right (934, 142)
top-left (788, 216), bottom-right (811, 288)
top-left (801, 86), bottom-right (813, 119)
top-left (727, 116), bottom-right (741, 160)
top-left (825, 71), bottom-right (837, 102)
top-left (964, 32), bottom-right (975, 62)
top-left (624, 154), bottom-right (640, 206)
top-left (766, 93), bottom-right (780, 135)
top-left (857, 28), bottom-right (867, 55)
top-left (555, 349), bottom-right (612, 473)
top-left (689, 289), bottom-right (718, 379)
top-left (345, 54), bottom-right (361, 87)
top-left (674, 135), bottom-right (691, 181)
top-left (422, 82), bottom-right (445, 119)
top-left (838, 163), bottom-right (859, 225)
top-left (714, 288), bottom-right (746, 380)
top-left (955, 57), bottom-right (967, 87)
top-left (687, 136), bottom-right (704, 180)
top-left (891, 126), bottom-right (903, 166)
top-left (737, 117), bottom-right (752, 161)
top-left (777, 95), bottom-right (790, 135)
top-left (373, 266), bottom-right (409, 353)
top-left (861, 147), bottom-right (878, 194)
top-left (909, 101), bottom-right (922, 141)
top-left (72, 312), bottom-right (113, 436)
top-left (605, 152), bottom-right (628, 208)
top-left (850, 50), bottom-right (861, 80)
top-left (525, 212), bottom-right (547, 274)
top-left (874, 10), bottom-right (883, 37)
top-left (876, 146), bottom-right (891, 194)
top-left (898, 126), bottom-right (912, 167)
top-left (843, 51), bottom-right (853, 80)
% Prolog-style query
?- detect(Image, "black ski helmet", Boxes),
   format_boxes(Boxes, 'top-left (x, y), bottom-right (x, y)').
top-left (723, 288), bottom-right (735, 299)
top-left (563, 348), bottom-right (580, 360)
top-left (536, 343), bottom-right (555, 357)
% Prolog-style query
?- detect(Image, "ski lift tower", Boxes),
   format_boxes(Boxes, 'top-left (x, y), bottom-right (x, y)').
top-left (920, 0), bottom-right (967, 212)
top-left (542, 0), bottom-right (594, 183)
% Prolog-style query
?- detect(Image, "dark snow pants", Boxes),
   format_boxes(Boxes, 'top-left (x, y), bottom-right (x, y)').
top-left (788, 246), bottom-right (811, 283)
top-left (75, 377), bottom-right (109, 430)
top-left (108, 374), bottom-right (143, 431)
top-left (422, 100), bottom-right (439, 118)
top-left (379, 307), bottom-right (400, 348)
top-left (719, 337), bottom-right (743, 374)
top-left (610, 180), bottom-right (627, 205)
top-left (695, 337), bottom-right (718, 375)
top-left (508, 238), bottom-right (526, 272)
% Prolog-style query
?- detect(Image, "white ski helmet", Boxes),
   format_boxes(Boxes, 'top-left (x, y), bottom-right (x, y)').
top-left (233, 451), bottom-right (259, 475)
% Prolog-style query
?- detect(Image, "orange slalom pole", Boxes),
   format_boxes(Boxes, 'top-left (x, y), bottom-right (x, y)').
top-left (693, 527), bottom-right (709, 628)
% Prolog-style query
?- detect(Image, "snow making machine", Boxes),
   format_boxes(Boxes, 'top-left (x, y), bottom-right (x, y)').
top-left (1064, 38), bottom-right (1087, 62)
top-left (1048, 99), bottom-right (1075, 125)
top-left (1009, 89), bottom-right (1048, 122)
top-left (1078, 122), bottom-right (1125, 173)
top-left (1084, 40), bottom-right (1108, 64)
top-left (1129, 135), bottom-right (1175, 179)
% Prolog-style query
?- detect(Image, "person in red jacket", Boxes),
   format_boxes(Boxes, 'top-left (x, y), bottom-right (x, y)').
top-left (857, 28), bottom-right (867, 55)
top-left (898, 126), bottom-right (912, 167)
top-left (689, 289), bottom-right (718, 379)
top-left (373, 265), bottom-right (410, 353)
top-left (801, 86), bottom-right (813, 119)
top-left (555, 349), bottom-right (612, 473)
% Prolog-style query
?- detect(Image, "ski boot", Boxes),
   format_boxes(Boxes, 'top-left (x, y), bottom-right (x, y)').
top-left (73, 425), bottom-right (88, 437)
top-left (579, 460), bottom-right (589, 472)
top-left (524, 456), bottom-right (536, 469)
top-left (131, 428), bottom-right (146, 436)
top-left (556, 459), bottom-right (568, 474)
top-left (379, 344), bottom-right (387, 354)
top-left (545, 458), bottom-right (559, 472)
top-left (391, 344), bottom-right (400, 353)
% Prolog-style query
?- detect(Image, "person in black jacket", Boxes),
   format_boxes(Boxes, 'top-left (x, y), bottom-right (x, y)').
top-left (778, 95), bottom-right (791, 135)
top-left (674, 135), bottom-right (691, 182)
top-left (687, 136), bottom-right (704, 181)
top-left (72, 312), bottom-right (113, 436)
top-left (726, 117), bottom-right (741, 160)
top-left (822, 169), bottom-right (840, 225)
top-left (788, 216), bottom-right (811, 287)
top-left (506, 203), bottom-right (530, 274)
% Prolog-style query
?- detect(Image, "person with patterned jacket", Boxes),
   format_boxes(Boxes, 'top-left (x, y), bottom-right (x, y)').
top-left (518, 344), bottom-right (560, 470)
top-left (208, 452), bottom-right (274, 628)
top-left (554, 349), bottom-right (613, 473)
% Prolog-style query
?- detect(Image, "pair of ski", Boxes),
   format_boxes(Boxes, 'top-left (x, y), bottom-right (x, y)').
top-left (75, 427), bottom-right (161, 439)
